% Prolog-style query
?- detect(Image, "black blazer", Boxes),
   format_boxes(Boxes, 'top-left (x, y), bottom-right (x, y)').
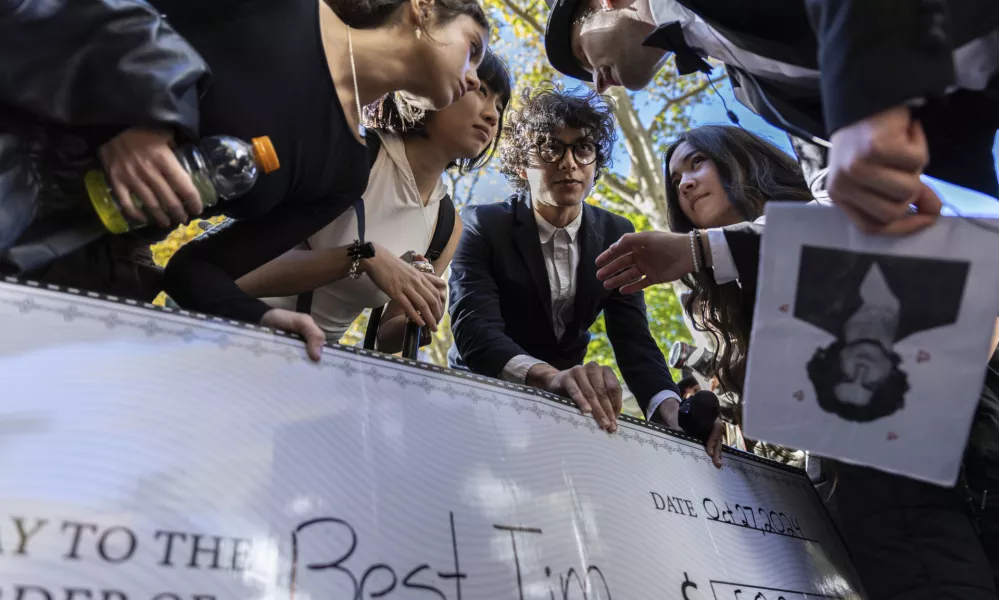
top-left (717, 222), bottom-right (765, 333)
top-left (447, 194), bottom-right (680, 419)
top-left (661, 0), bottom-right (999, 136)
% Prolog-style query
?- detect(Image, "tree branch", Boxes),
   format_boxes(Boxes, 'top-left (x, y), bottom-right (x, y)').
top-left (497, 0), bottom-right (544, 35)
top-left (652, 75), bottom-right (726, 124)
top-left (601, 171), bottom-right (637, 202)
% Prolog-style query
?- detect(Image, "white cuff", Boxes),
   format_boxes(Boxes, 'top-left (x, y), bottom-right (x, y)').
top-left (706, 228), bottom-right (739, 284)
top-left (501, 354), bottom-right (545, 385)
top-left (646, 390), bottom-right (682, 421)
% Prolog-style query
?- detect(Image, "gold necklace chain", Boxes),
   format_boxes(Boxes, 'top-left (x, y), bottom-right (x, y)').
top-left (347, 25), bottom-right (366, 138)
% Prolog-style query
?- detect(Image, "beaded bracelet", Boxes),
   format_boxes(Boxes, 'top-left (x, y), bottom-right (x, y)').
top-left (689, 230), bottom-right (701, 273)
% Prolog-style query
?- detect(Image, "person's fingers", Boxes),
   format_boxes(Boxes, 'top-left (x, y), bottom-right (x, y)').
top-left (619, 277), bottom-right (655, 295)
top-left (847, 162), bottom-right (924, 205)
top-left (706, 419), bottom-right (724, 469)
top-left (573, 368), bottom-right (608, 430)
top-left (602, 366), bottom-right (623, 422)
top-left (913, 181), bottom-right (943, 215)
top-left (595, 253), bottom-right (636, 281)
top-left (561, 373), bottom-right (592, 417)
top-left (585, 362), bottom-right (615, 432)
top-left (405, 287), bottom-right (432, 328)
top-left (594, 234), bottom-right (636, 268)
top-left (425, 274), bottom-right (448, 307)
top-left (866, 138), bottom-right (928, 173)
top-left (139, 161), bottom-right (188, 225)
top-left (157, 149), bottom-right (203, 218)
top-left (602, 265), bottom-right (644, 291)
top-left (419, 277), bottom-right (444, 331)
top-left (296, 315), bottom-right (326, 362)
top-left (125, 169), bottom-right (170, 228)
top-left (394, 292), bottom-right (423, 327)
top-left (107, 169), bottom-right (146, 225)
top-left (427, 273), bottom-right (447, 291)
top-left (830, 176), bottom-right (911, 226)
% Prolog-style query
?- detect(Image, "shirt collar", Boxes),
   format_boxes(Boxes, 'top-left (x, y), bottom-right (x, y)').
top-left (646, 0), bottom-right (695, 28)
top-left (533, 205), bottom-right (583, 244)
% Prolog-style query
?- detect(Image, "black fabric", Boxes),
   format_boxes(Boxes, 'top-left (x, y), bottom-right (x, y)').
top-left (0, 0), bottom-right (209, 273)
top-left (159, 0), bottom-right (370, 324)
top-left (642, 22), bottom-right (713, 76)
top-left (803, 0), bottom-right (999, 134)
top-left (673, 0), bottom-right (999, 136)
top-left (447, 193), bottom-right (680, 420)
top-left (354, 131), bottom-right (383, 244)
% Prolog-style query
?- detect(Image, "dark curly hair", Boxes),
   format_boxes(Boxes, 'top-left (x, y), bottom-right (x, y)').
top-left (364, 50), bottom-right (513, 174)
top-left (499, 83), bottom-right (617, 192)
top-left (806, 340), bottom-right (909, 422)
top-left (326, 0), bottom-right (488, 36)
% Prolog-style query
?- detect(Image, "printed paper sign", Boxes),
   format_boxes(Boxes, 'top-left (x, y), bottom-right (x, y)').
top-left (744, 204), bottom-right (999, 486)
top-left (0, 280), bottom-right (864, 599)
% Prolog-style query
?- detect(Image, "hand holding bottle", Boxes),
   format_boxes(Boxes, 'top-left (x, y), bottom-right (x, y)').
top-left (361, 244), bottom-right (444, 330)
top-left (98, 127), bottom-right (204, 228)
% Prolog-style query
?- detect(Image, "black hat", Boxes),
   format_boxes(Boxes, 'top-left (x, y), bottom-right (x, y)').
top-left (543, 0), bottom-right (591, 82)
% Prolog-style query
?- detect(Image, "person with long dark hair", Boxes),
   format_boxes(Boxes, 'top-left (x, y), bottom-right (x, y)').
top-left (236, 51), bottom-right (512, 350)
top-left (597, 124), bottom-right (999, 598)
top-left (659, 126), bottom-right (813, 401)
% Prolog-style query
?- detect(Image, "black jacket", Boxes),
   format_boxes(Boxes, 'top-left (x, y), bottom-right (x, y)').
top-left (661, 0), bottom-right (999, 136)
top-left (0, 0), bottom-right (209, 274)
top-left (447, 193), bottom-right (680, 419)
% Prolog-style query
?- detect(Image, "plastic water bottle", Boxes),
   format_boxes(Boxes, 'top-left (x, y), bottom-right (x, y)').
top-left (85, 135), bottom-right (280, 234)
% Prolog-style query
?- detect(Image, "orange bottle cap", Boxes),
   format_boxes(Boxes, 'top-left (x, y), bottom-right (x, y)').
top-left (251, 136), bottom-right (280, 174)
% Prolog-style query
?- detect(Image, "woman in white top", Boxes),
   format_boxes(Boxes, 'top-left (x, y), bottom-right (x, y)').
top-left (238, 51), bottom-right (511, 350)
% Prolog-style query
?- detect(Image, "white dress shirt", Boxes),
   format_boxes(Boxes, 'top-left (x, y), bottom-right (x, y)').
top-left (501, 208), bottom-right (681, 421)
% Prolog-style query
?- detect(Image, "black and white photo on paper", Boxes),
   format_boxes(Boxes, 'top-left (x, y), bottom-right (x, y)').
top-left (793, 246), bottom-right (969, 423)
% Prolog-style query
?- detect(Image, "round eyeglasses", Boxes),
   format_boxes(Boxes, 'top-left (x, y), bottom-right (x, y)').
top-left (535, 139), bottom-right (598, 166)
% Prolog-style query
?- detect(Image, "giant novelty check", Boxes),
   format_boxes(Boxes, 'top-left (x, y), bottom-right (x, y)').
top-left (0, 279), bottom-right (864, 600)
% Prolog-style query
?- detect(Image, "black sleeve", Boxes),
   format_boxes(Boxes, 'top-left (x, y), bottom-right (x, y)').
top-left (447, 209), bottom-right (532, 378)
top-left (805, 0), bottom-right (957, 133)
top-left (720, 221), bottom-right (763, 286)
top-left (0, 0), bottom-right (208, 142)
top-left (163, 198), bottom-right (354, 323)
top-left (604, 289), bottom-right (680, 424)
top-left (603, 222), bottom-right (680, 424)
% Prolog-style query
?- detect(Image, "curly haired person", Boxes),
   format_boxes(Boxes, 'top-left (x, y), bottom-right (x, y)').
top-left (447, 84), bottom-right (722, 465)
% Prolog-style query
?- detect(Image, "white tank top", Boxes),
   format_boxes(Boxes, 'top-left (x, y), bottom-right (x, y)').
top-left (264, 131), bottom-right (446, 341)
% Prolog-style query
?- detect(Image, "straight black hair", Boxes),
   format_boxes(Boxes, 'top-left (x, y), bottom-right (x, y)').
top-left (366, 50), bottom-right (513, 174)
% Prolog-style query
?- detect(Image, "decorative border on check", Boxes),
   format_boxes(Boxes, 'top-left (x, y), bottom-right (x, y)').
top-left (0, 277), bottom-right (807, 484)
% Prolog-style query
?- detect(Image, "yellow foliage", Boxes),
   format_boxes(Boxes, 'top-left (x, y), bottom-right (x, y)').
top-left (149, 217), bottom-right (228, 268)
top-left (148, 216), bottom-right (228, 306)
